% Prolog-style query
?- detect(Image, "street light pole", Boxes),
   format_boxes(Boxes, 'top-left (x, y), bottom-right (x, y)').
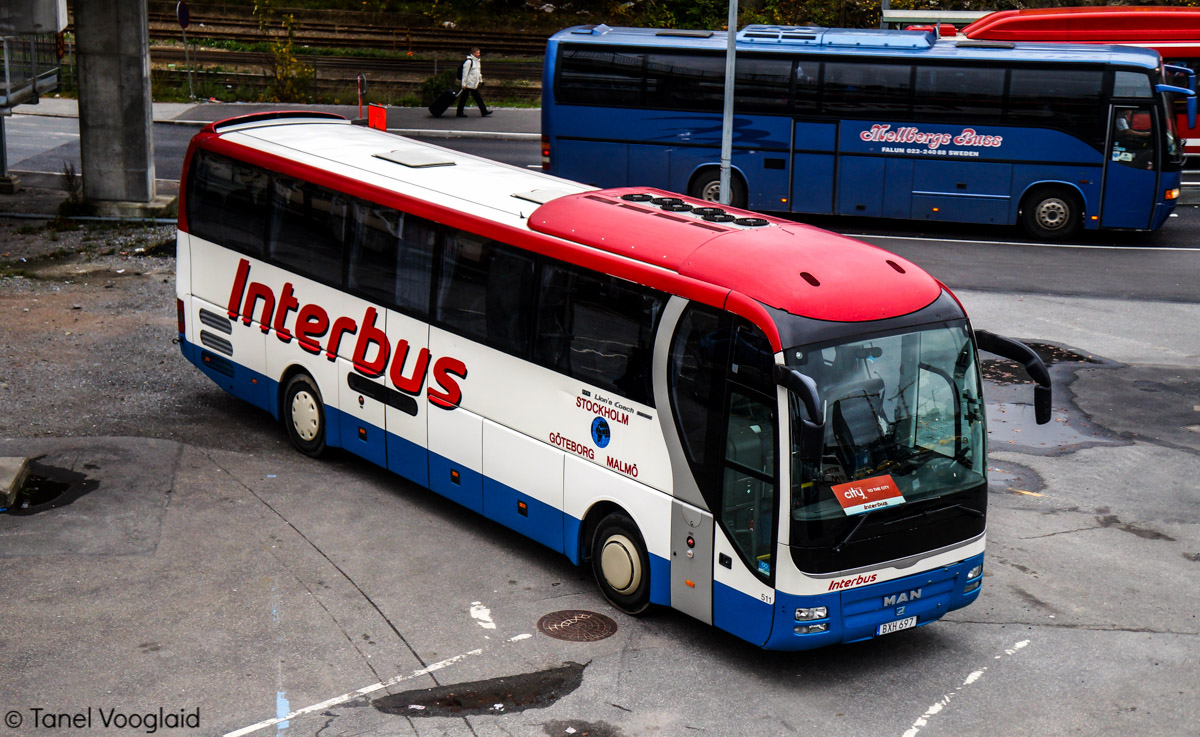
top-left (718, 0), bottom-right (738, 205)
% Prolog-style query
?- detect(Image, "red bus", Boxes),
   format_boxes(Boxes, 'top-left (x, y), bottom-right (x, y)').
top-left (963, 7), bottom-right (1200, 157)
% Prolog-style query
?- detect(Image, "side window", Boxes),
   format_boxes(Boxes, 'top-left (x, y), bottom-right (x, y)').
top-left (346, 201), bottom-right (435, 316)
top-left (735, 56), bottom-right (793, 113)
top-left (722, 390), bottom-right (777, 581)
top-left (1113, 70), bottom-right (1153, 99)
top-left (267, 177), bottom-right (348, 286)
top-left (720, 320), bottom-right (779, 581)
top-left (647, 52), bottom-right (725, 112)
top-left (913, 65), bottom-right (1005, 121)
top-left (556, 46), bottom-right (645, 107)
top-left (792, 59), bottom-right (821, 113)
top-left (823, 62), bottom-right (912, 117)
top-left (534, 264), bottom-right (665, 406)
top-left (186, 151), bottom-right (269, 258)
top-left (669, 304), bottom-right (732, 508)
top-left (1008, 68), bottom-right (1104, 146)
top-left (435, 232), bottom-right (536, 357)
top-left (1111, 105), bottom-right (1157, 171)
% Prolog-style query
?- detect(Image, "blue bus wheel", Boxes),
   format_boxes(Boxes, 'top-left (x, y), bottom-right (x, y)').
top-left (689, 170), bottom-right (747, 209)
top-left (1021, 187), bottom-right (1081, 240)
top-left (591, 512), bottom-right (651, 615)
top-left (283, 373), bottom-right (327, 458)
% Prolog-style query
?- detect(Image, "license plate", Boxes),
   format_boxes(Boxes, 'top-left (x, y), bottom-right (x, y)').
top-left (877, 616), bottom-right (918, 636)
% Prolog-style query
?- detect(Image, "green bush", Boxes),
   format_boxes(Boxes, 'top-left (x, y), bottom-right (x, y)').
top-left (419, 68), bottom-right (459, 107)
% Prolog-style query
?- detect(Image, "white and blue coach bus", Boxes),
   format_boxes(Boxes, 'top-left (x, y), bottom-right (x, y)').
top-left (176, 112), bottom-right (1050, 649)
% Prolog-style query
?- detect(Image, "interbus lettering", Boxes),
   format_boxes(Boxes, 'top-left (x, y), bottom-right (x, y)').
top-left (225, 258), bottom-right (467, 407)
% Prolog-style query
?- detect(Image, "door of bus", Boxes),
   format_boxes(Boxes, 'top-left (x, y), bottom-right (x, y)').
top-left (666, 307), bottom-right (778, 644)
top-left (1102, 105), bottom-right (1159, 229)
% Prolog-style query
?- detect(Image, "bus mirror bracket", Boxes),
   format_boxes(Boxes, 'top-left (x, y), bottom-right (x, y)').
top-left (974, 330), bottom-right (1053, 425)
top-left (1156, 81), bottom-right (1198, 129)
top-left (774, 364), bottom-right (826, 457)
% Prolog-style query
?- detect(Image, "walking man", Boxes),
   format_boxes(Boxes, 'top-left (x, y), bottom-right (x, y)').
top-left (457, 47), bottom-right (492, 117)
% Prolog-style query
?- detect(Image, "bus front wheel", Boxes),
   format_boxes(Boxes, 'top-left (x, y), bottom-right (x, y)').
top-left (283, 373), bottom-right (327, 457)
top-left (689, 170), bottom-right (747, 209)
top-left (1021, 187), bottom-right (1080, 240)
top-left (591, 511), bottom-right (651, 615)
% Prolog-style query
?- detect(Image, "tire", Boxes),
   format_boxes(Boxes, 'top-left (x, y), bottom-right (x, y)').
top-left (1021, 187), bottom-right (1080, 240)
top-left (591, 512), bottom-right (652, 615)
top-left (283, 373), bottom-right (326, 457)
top-left (688, 169), bottom-right (747, 209)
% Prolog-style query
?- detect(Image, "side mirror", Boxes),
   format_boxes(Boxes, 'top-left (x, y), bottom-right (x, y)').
top-left (974, 330), bottom-right (1053, 425)
top-left (774, 364), bottom-right (825, 458)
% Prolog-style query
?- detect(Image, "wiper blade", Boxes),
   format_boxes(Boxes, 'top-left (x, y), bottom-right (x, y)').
top-left (882, 502), bottom-right (983, 526)
top-left (833, 512), bottom-right (871, 554)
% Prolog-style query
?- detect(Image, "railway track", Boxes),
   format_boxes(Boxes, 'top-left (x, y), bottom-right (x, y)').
top-left (151, 46), bottom-right (543, 82)
top-left (145, 13), bottom-right (551, 56)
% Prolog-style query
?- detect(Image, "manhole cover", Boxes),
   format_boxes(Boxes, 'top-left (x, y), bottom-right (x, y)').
top-left (536, 610), bottom-right (618, 642)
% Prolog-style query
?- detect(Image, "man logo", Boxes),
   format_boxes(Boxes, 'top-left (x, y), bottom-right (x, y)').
top-left (883, 589), bottom-right (923, 607)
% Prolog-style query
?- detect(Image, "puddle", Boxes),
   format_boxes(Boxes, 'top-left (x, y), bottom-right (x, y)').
top-left (986, 402), bottom-right (1119, 454)
top-left (981, 341), bottom-right (1100, 386)
top-left (3, 462), bottom-right (100, 515)
top-left (373, 661), bottom-right (586, 718)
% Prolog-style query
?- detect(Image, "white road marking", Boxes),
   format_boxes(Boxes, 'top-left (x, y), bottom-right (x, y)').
top-left (470, 601), bottom-right (497, 629)
top-left (900, 639), bottom-right (1031, 737)
top-left (222, 649), bottom-right (483, 737)
top-left (853, 233), bottom-right (1196, 252)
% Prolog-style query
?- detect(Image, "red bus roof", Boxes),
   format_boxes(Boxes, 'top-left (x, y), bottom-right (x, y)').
top-left (963, 7), bottom-right (1200, 43)
top-left (530, 188), bottom-right (942, 324)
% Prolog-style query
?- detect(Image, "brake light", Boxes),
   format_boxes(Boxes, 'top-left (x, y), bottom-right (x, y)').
top-left (176, 298), bottom-right (186, 334)
top-left (541, 135), bottom-right (550, 171)
top-left (1165, 187), bottom-right (1181, 201)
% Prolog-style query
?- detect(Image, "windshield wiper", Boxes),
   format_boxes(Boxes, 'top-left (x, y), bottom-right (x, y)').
top-left (882, 502), bottom-right (983, 526)
top-left (833, 512), bottom-right (872, 554)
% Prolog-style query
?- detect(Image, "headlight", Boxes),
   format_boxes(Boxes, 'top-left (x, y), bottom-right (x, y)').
top-left (964, 579), bottom-right (982, 594)
top-left (794, 622), bottom-right (829, 635)
top-left (795, 607), bottom-right (828, 621)
top-left (967, 564), bottom-right (983, 580)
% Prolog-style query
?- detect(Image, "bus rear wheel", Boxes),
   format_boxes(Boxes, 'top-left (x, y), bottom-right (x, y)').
top-left (283, 373), bottom-right (326, 457)
top-left (591, 511), bottom-right (651, 615)
top-left (1021, 187), bottom-right (1080, 240)
top-left (689, 170), bottom-right (747, 209)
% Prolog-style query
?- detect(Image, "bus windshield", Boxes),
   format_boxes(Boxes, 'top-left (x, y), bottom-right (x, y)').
top-left (787, 322), bottom-right (986, 570)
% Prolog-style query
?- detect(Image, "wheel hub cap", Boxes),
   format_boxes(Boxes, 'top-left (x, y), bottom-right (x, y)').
top-left (290, 391), bottom-right (320, 441)
top-left (600, 535), bottom-right (642, 594)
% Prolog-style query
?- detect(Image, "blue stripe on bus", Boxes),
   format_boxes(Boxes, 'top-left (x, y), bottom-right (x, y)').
top-left (483, 476), bottom-right (565, 555)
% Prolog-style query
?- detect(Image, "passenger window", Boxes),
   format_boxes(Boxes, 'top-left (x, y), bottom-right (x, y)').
top-left (735, 56), bottom-right (793, 113)
top-left (647, 52), bottom-right (725, 112)
top-left (824, 62), bottom-right (912, 116)
top-left (914, 65), bottom-right (1005, 120)
top-left (435, 233), bottom-right (536, 357)
top-left (186, 151), bottom-right (269, 259)
top-left (535, 264), bottom-right (665, 406)
top-left (557, 47), bottom-right (645, 107)
top-left (1008, 68), bottom-right (1104, 146)
top-left (346, 202), bottom-right (435, 316)
top-left (267, 177), bottom-right (348, 286)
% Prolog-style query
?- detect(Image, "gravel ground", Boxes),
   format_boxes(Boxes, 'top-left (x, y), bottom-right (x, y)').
top-left (0, 193), bottom-right (286, 453)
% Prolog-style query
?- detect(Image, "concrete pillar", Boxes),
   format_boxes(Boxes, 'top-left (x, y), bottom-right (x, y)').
top-left (74, 0), bottom-right (155, 204)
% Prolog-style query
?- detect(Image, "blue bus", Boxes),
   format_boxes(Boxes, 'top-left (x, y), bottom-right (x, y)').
top-left (541, 24), bottom-right (1196, 239)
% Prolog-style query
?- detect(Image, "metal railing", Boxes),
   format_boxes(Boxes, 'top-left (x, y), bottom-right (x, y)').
top-left (1, 33), bottom-right (60, 110)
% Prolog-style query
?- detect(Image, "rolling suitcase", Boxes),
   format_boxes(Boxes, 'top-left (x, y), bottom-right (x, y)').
top-left (428, 89), bottom-right (461, 117)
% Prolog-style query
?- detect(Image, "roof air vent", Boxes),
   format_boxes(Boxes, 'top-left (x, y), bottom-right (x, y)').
top-left (621, 193), bottom-right (654, 202)
top-left (886, 259), bottom-right (906, 274)
top-left (800, 271), bottom-right (821, 287)
top-left (652, 196), bottom-right (684, 206)
top-left (735, 217), bottom-right (769, 227)
top-left (373, 150), bottom-right (456, 168)
top-left (692, 206), bottom-right (727, 217)
top-left (703, 213), bottom-right (737, 223)
top-left (661, 203), bottom-right (693, 212)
